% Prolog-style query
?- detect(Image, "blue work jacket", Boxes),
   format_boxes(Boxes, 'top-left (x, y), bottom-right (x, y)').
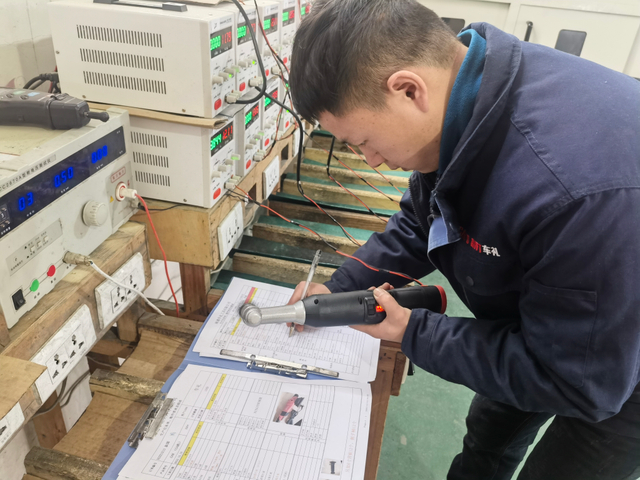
top-left (324, 23), bottom-right (640, 435)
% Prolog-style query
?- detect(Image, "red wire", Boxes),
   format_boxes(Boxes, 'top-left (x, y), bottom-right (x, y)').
top-left (345, 144), bottom-right (405, 195)
top-left (232, 187), bottom-right (425, 286)
top-left (301, 193), bottom-right (363, 246)
top-left (136, 194), bottom-right (180, 317)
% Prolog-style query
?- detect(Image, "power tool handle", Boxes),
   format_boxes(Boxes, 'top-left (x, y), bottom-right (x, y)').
top-left (303, 285), bottom-right (446, 327)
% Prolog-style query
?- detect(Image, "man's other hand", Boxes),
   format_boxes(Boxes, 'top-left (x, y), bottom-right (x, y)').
top-left (286, 281), bottom-right (330, 332)
top-left (351, 284), bottom-right (411, 343)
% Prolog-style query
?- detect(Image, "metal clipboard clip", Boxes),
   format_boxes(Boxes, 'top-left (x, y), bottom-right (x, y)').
top-left (128, 392), bottom-right (174, 448)
top-left (220, 349), bottom-right (340, 379)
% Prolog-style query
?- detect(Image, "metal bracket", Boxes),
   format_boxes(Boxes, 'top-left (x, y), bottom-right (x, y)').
top-left (128, 392), bottom-right (174, 448)
top-left (94, 0), bottom-right (188, 12)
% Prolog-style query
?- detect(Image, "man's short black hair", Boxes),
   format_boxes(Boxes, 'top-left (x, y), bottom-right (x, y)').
top-left (289, 0), bottom-right (459, 122)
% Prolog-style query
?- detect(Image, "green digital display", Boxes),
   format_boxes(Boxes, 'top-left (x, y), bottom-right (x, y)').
top-left (245, 104), bottom-right (260, 128)
top-left (238, 25), bottom-right (247, 39)
top-left (210, 123), bottom-right (233, 156)
top-left (210, 36), bottom-right (221, 50)
top-left (237, 21), bottom-right (256, 45)
top-left (264, 97), bottom-right (271, 108)
top-left (209, 26), bottom-right (233, 58)
top-left (263, 14), bottom-right (278, 33)
top-left (283, 7), bottom-right (295, 26)
top-left (211, 134), bottom-right (222, 150)
top-left (283, 12), bottom-right (289, 22)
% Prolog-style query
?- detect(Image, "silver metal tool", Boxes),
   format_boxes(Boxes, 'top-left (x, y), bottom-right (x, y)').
top-left (128, 392), bottom-right (174, 448)
top-left (220, 349), bottom-right (339, 379)
top-left (290, 250), bottom-right (322, 337)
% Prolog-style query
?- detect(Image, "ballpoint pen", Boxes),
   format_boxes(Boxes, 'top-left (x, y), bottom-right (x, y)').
top-left (290, 249), bottom-right (322, 337)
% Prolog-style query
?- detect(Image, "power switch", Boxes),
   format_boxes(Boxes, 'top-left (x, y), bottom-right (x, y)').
top-left (12, 290), bottom-right (26, 311)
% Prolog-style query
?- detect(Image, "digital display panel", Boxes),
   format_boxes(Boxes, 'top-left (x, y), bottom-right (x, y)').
top-left (282, 7), bottom-right (295, 26)
top-left (237, 20), bottom-right (256, 45)
top-left (245, 103), bottom-right (260, 129)
top-left (264, 87), bottom-right (278, 112)
top-left (262, 14), bottom-right (278, 33)
top-left (301, 3), bottom-right (311, 16)
top-left (0, 128), bottom-right (126, 239)
top-left (210, 26), bottom-right (233, 58)
top-left (211, 122), bottom-right (234, 156)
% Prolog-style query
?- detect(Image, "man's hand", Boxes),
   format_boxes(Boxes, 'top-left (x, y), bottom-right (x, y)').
top-left (286, 281), bottom-right (330, 332)
top-left (351, 283), bottom-right (412, 343)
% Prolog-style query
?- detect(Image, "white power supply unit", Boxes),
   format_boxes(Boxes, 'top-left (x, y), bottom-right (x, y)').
top-left (260, 79), bottom-right (281, 150)
top-left (218, 202), bottom-right (244, 260)
top-left (215, 3), bottom-right (260, 95)
top-left (0, 109), bottom-right (136, 329)
top-left (31, 304), bottom-right (97, 402)
top-left (94, 252), bottom-right (146, 328)
top-left (128, 112), bottom-right (240, 208)
top-left (263, 155), bottom-right (281, 199)
top-left (255, 0), bottom-right (282, 82)
top-left (234, 96), bottom-right (263, 176)
top-left (49, 0), bottom-right (236, 118)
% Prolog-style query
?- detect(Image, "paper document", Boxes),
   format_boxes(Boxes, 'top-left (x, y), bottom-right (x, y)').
top-left (194, 277), bottom-right (380, 383)
top-left (117, 364), bottom-right (372, 480)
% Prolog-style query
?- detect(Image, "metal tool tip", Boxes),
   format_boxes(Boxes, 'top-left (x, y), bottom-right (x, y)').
top-left (239, 303), bottom-right (262, 327)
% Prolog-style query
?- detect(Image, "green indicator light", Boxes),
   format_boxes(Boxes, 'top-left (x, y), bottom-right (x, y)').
top-left (211, 133), bottom-right (222, 150)
top-left (210, 35), bottom-right (221, 51)
top-left (263, 18), bottom-right (270, 30)
top-left (30, 279), bottom-right (39, 292)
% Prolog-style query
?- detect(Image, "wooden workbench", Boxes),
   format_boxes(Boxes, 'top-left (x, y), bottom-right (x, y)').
top-left (23, 313), bottom-right (407, 480)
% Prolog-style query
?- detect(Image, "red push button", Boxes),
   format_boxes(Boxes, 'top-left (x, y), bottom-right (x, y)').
top-left (283, 57), bottom-right (288, 64)
top-left (265, 138), bottom-right (270, 147)
top-left (265, 69), bottom-right (270, 77)
top-left (246, 159), bottom-right (252, 169)
top-left (213, 188), bottom-right (221, 199)
top-left (239, 82), bottom-right (246, 91)
top-left (47, 265), bottom-right (56, 277)
top-left (286, 121), bottom-right (290, 128)
top-left (214, 99), bottom-right (222, 110)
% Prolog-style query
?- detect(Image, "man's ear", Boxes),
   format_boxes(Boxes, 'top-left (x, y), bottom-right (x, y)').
top-left (387, 70), bottom-right (429, 113)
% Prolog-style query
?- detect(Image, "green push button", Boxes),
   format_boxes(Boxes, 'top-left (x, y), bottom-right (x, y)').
top-left (30, 279), bottom-right (39, 292)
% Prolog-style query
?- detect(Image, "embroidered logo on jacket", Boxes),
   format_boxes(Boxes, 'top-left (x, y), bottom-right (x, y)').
top-left (460, 227), bottom-right (500, 257)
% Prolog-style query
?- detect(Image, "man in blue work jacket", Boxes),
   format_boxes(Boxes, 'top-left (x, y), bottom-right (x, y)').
top-left (287, 0), bottom-right (640, 478)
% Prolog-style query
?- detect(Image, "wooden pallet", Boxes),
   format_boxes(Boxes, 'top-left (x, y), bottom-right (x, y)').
top-left (23, 313), bottom-right (406, 480)
top-left (0, 223), bottom-right (151, 453)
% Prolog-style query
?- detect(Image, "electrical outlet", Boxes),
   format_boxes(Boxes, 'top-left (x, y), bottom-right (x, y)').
top-left (31, 304), bottom-right (96, 402)
top-left (218, 202), bottom-right (243, 260)
top-left (94, 253), bottom-right (146, 328)
top-left (0, 403), bottom-right (25, 450)
top-left (263, 155), bottom-right (280, 199)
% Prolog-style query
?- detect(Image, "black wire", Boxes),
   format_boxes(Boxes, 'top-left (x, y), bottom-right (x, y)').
top-left (140, 204), bottom-right (181, 213)
top-left (323, 135), bottom-right (390, 223)
top-left (230, 0), bottom-right (267, 104)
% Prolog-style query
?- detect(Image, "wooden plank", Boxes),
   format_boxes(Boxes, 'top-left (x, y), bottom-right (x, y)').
top-left (301, 161), bottom-right (409, 189)
top-left (232, 254), bottom-right (337, 285)
top-left (23, 475), bottom-right (43, 480)
top-left (305, 145), bottom-right (393, 173)
top-left (179, 263), bottom-right (211, 315)
top-left (236, 236), bottom-right (346, 268)
top-left (116, 302), bottom-right (144, 343)
top-left (2, 223), bottom-right (151, 359)
top-left (268, 198), bottom-right (389, 233)
top-left (0, 356), bottom-right (45, 419)
top-left (0, 324), bottom-right (10, 353)
top-left (365, 344), bottom-right (397, 480)
top-left (208, 288), bottom-right (225, 310)
top-left (53, 393), bottom-right (147, 466)
top-left (25, 446), bottom-right (107, 480)
top-left (90, 330), bottom-right (135, 359)
top-left (138, 313), bottom-right (201, 340)
top-left (390, 351), bottom-right (407, 397)
top-left (32, 393), bottom-right (67, 449)
top-left (252, 221), bottom-right (361, 255)
top-left (117, 330), bottom-right (191, 382)
top-left (88, 102), bottom-right (227, 129)
top-left (89, 369), bottom-right (163, 404)
top-left (282, 177), bottom-right (402, 212)
top-left (130, 131), bottom-right (294, 268)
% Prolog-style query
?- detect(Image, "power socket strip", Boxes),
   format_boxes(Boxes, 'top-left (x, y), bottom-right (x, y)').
top-left (94, 252), bottom-right (146, 329)
top-left (31, 304), bottom-right (96, 402)
top-left (263, 155), bottom-right (280, 199)
top-left (218, 202), bottom-right (243, 261)
top-left (0, 403), bottom-right (25, 451)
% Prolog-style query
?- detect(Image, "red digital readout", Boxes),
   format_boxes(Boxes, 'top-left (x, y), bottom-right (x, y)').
top-left (251, 22), bottom-right (256, 32)
top-left (252, 105), bottom-right (260, 117)
top-left (222, 125), bottom-right (233, 140)
top-left (271, 17), bottom-right (277, 28)
top-left (305, 5), bottom-right (311, 14)
top-left (222, 31), bottom-right (232, 45)
top-left (290, 9), bottom-right (295, 19)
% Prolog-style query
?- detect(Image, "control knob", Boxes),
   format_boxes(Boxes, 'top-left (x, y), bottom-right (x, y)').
top-left (82, 201), bottom-right (108, 227)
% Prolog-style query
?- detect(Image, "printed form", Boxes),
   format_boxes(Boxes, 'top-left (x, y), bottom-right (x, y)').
top-left (117, 364), bottom-right (371, 480)
top-left (193, 277), bottom-right (380, 383)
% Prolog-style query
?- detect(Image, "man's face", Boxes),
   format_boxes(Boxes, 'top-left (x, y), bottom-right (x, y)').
top-left (318, 104), bottom-right (442, 174)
